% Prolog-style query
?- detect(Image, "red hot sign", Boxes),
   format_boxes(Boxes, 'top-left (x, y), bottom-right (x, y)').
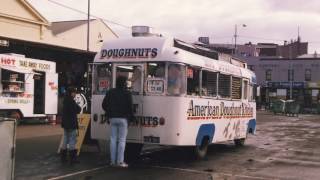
top-left (1, 57), bottom-right (16, 66)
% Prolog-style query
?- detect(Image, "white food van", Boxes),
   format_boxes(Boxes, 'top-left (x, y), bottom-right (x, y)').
top-left (91, 34), bottom-right (257, 158)
top-left (0, 54), bottom-right (58, 120)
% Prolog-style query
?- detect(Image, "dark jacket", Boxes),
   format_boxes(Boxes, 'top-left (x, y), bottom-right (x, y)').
top-left (61, 95), bottom-right (81, 129)
top-left (102, 88), bottom-right (133, 120)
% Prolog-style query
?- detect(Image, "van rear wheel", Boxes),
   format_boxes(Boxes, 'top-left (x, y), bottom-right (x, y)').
top-left (194, 137), bottom-right (209, 159)
top-left (234, 138), bottom-right (246, 147)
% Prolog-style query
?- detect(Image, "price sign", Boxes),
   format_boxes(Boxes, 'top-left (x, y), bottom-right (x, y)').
top-left (147, 79), bottom-right (164, 94)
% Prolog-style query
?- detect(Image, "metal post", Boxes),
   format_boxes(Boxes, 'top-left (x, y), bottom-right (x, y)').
top-left (290, 81), bottom-right (293, 99)
top-left (290, 64), bottom-right (293, 100)
top-left (87, 0), bottom-right (90, 52)
top-left (234, 24), bottom-right (237, 54)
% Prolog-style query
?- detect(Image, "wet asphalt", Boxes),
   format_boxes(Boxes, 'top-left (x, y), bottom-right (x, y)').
top-left (14, 111), bottom-right (320, 180)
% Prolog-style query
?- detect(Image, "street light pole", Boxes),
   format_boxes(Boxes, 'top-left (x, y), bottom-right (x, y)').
top-left (234, 24), bottom-right (237, 54)
top-left (289, 62), bottom-right (293, 100)
top-left (87, 0), bottom-right (90, 52)
top-left (234, 24), bottom-right (247, 55)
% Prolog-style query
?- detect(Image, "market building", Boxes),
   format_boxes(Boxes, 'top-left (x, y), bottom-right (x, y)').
top-left (246, 54), bottom-right (320, 111)
top-left (0, 0), bottom-right (118, 91)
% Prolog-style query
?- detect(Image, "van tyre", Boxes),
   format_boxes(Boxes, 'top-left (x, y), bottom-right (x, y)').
top-left (234, 138), bottom-right (246, 147)
top-left (125, 143), bottom-right (143, 162)
top-left (194, 137), bottom-right (209, 159)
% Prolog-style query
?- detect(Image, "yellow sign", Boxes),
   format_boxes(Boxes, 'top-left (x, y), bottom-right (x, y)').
top-left (75, 114), bottom-right (90, 155)
top-left (58, 114), bottom-right (91, 156)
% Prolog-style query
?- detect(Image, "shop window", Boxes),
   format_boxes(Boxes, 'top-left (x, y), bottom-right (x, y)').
top-left (167, 63), bottom-right (186, 96)
top-left (187, 66), bottom-right (200, 96)
top-left (218, 74), bottom-right (231, 98)
top-left (201, 71), bottom-right (217, 97)
top-left (266, 69), bottom-right (272, 81)
top-left (92, 63), bottom-right (112, 95)
top-left (231, 77), bottom-right (241, 99)
top-left (305, 69), bottom-right (311, 81)
top-left (288, 69), bottom-right (294, 81)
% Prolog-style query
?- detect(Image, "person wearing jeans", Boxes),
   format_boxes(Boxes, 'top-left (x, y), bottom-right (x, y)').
top-left (60, 87), bottom-right (81, 165)
top-left (102, 76), bottom-right (133, 168)
top-left (110, 118), bottom-right (128, 166)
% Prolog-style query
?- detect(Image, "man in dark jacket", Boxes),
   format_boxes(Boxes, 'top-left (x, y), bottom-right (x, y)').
top-left (61, 87), bottom-right (81, 164)
top-left (102, 76), bottom-right (133, 168)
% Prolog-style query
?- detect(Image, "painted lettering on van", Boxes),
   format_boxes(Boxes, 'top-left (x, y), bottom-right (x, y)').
top-left (187, 100), bottom-right (253, 120)
top-left (100, 48), bottom-right (158, 59)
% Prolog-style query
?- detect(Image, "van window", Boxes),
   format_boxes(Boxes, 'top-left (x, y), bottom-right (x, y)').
top-left (187, 66), bottom-right (200, 96)
top-left (92, 63), bottom-right (112, 95)
top-left (146, 62), bottom-right (165, 94)
top-left (243, 80), bottom-right (248, 99)
top-left (147, 62), bottom-right (165, 78)
top-left (167, 63), bottom-right (186, 96)
top-left (232, 77), bottom-right (241, 99)
top-left (202, 71), bottom-right (217, 97)
top-left (218, 74), bottom-right (231, 98)
top-left (116, 65), bottom-right (143, 94)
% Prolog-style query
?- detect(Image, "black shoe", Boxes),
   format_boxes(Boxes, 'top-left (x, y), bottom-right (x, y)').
top-left (60, 149), bottom-right (67, 163)
top-left (69, 149), bottom-right (80, 165)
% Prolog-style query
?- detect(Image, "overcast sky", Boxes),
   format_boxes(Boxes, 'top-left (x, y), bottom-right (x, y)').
top-left (28, 0), bottom-right (320, 53)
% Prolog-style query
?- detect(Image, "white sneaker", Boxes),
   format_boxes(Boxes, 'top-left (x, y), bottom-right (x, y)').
top-left (117, 162), bottom-right (128, 168)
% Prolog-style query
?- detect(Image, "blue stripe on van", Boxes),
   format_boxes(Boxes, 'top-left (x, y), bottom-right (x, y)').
top-left (196, 124), bottom-right (215, 146)
top-left (247, 119), bottom-right (256, 134)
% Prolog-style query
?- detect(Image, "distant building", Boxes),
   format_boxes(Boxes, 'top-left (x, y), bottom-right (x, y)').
top-left (201, 36), bottom-right (308, 59)
top-left (277, 37), bottom-right (308, 58)
top-left (247, 55), bottom-right (320, 111)
top-left (198, 37), bottom-right (210, 45)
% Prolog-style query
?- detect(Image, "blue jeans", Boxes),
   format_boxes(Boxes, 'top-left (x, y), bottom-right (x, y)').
top-left (110, 118), bottom-right (128, 164)
top-left (62, 129), bottom-right (77, 150)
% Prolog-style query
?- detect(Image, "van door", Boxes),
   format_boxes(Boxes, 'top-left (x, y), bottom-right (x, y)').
top-left (33, 72), bottom-right (45, 114)
top-left (114, 64), bottom-right (144, 143)
top-left (45, 73), bottom-right (58, 114)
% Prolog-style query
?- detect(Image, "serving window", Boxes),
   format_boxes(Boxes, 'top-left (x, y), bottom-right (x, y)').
top-left (0, 69), bottom-right (25, 97)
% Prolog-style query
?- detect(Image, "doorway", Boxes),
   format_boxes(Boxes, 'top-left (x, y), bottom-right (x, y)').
top-left (33, 72), bottom-right (45, 114)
